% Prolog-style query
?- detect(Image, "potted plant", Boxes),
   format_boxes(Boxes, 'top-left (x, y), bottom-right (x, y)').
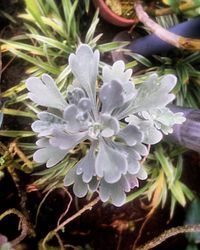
top-left (93, 0), bottom-right (137, 27)
top-left (93, 0), bottom-right (200, 27)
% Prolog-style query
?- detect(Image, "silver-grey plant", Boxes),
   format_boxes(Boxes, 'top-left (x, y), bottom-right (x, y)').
top-left (26, 44), bottom-right (185, 206)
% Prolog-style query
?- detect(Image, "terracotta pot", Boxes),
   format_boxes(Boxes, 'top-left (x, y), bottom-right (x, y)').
top-left (93, 0), bottom-right (137, 27)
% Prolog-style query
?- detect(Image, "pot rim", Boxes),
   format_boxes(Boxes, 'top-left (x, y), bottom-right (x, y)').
top-left (93, 0), bottom-right (137, 27)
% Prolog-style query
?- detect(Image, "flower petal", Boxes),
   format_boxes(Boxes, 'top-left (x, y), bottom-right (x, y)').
top-left (102, 61), bottom-right (136, 104)
top-left (136, 166), bottom-right (148, 180)
top-left (88, 177), bottom-right (99, 192)
top-left (126, 174), bottom-right (139, 189)
top-left (76, 142), bottom-right (97, 183)
top-left (95, 140), bottom-right (127, 183)
top-left (63, 104), bottom-right (82, 132)
top-left (100, 114), bottom-right (120, 137)
top-left (49, 128), bottom-right (87, 150)
top-left (117, 124), bottom-right (143, 146)
top-left (118, 74), bottom-right (177, 119)
top-left (78, 98), bottom-right (92, 112)
top-left (64, 167), bottom-right (76, 186)
top-left (67, 87), bottom-right (85, 105)
top-left (127, 157), bottom-right (140, 175)
top-left (99, 178), bottom-right (126, 206)
top-left (69, 44), bottom-right (99, 116)
top-left (133, 74), bottom-right (176, 112)
top-left (73, 175), bottom-right (88, 198)
top-left (64, 167), bottom-right (88, 198)
top-left (111, 143), bottom-right (141, 175)
top-left (26, 74), bottom-right (67, 109)
top-left (32, 111), bottom-right (66, 137)
top-left (126, 115), bottom-right (163, 145)
top-left (148, 107), bottom-right (186, 135)
top-left (33, 138), bottom-right (67, 167)
top-left (132, 143), bottom-right (148, 156)
top-left (141, 122), bottom-right (163, 144)
top-left (102, 60), bottom-right (132, 84)
top-left (99, 80), bottom-right (124, 114)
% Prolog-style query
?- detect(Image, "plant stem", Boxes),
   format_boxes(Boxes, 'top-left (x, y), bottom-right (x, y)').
top-left (55, 196), bottom-right (100, 232)
top-left (152, 2), bottom-right (200, 16)
top-left (134, 1), bottom-right (200, 51)
top-left (0, 209), bottom-right (29, 246)
top-left (135, 224), bottom-right (200, 250)
top-left (42, 196), bottom-right (100, 249)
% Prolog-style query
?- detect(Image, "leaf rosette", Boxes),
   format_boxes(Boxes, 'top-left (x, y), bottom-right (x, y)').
top-left (26, 44), bottom-right (185, 206)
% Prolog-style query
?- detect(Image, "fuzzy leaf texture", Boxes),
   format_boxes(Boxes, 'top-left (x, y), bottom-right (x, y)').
top-left (26, 44), bottom-right (185, 206)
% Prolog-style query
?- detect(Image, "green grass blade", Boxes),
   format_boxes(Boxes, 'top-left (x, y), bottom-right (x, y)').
top-left (0, 130), bottom-right (35, 137)
top-left (67, 0), bottom-right (79, 39)
top-left (9, 48), bottom-right (60, 74)
top-left (85, 10), bottom-right (99, 44)
top-left (126, 182), bottom-right (151, 203)
top-left (48, 0), bottom-right (62, 18)
top-left (56, 65), bottom-right (71, 84)
top-left (98, 41), bottom-right (129, 53)
top-left (27, 34), bottom-right (71, 53)
top-left (61, 0), bottom-right (72, 27)
top-left (84, 0), bottom-right (90, 13)
top-left (170, 180), bottom-right (186, 207)
top-left (24, 0), bottom-right (47, 35)
top-left (1, 82), bottom-right (26, 97)
top-left (1, 39), bottom-right (54, 56)
top-left (2, 108), bottom-right (36, 118)
top-left (125, 52), bottom-right (153, 67)
top-left (19, 14), bottom-right (66, 37)
top-left (0, 10), bottom-right (17, 24)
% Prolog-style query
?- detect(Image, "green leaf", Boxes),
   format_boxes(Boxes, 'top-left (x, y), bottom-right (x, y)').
top-left (84, 0), bottom-right (90, 13)
top-left (125, 52), bottom-right (153, 67)
top-left (170, 180), bottom-right (186, 207)
top-left (48, 0), bottom-right (62, 18)
top-left (2, 108), bottom-right (36, 118)
top-left (56, 65), bottom-right (71, 84)
top-left (88, 34), bottom-right (103, 48)
top-left (27, 34), bottom-right (71, 53)
top-left (174, 156), bottom-right (183, 180)
top-left (18, 143), bottom-right (38, 150)
top-left (0, 10), bottom-right (17, 24)
top-left (185, 198), bottom-right (200, 243)
top-left (0, 130), bottom-right (35, 137)
top-left (181, 183), bottom-right (194, 201)
top-left (125, 60), bottom-right (138, 69)
top-left (61, 0), bottom-right (78, 38)
top-left (97, 41), bottom-right (129, 53)
top-left (161, 177), bottom-right (168, 208)
top-left (155, 147), bottom-right (174, 179)
top-left (126, 183), bottom-right (151, 203)
top-left (1, 82), bottom-right (26, 97)
top-left (24, 0), bottom-right (47, 35)
top-left (9, 48), bottom-right (60, 74)
top-left (1, 39), bottom-right (55, 56)
top-left (176, 64), bottom-right (189, 85)
top-left (185, 244), bottom-right (199, 250)
top-left (85, 10), bottom-right (99, 44)
top-left (182, 52), bottom-right (200, 64)
top-left (0, 112), bottom-right (3, 128)
top-left (19, 14), bottom-right (66, 37)
top-left (170, 196), bottom-right (176, 219)
top-left (67, 0), bottom-right (79, 39)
